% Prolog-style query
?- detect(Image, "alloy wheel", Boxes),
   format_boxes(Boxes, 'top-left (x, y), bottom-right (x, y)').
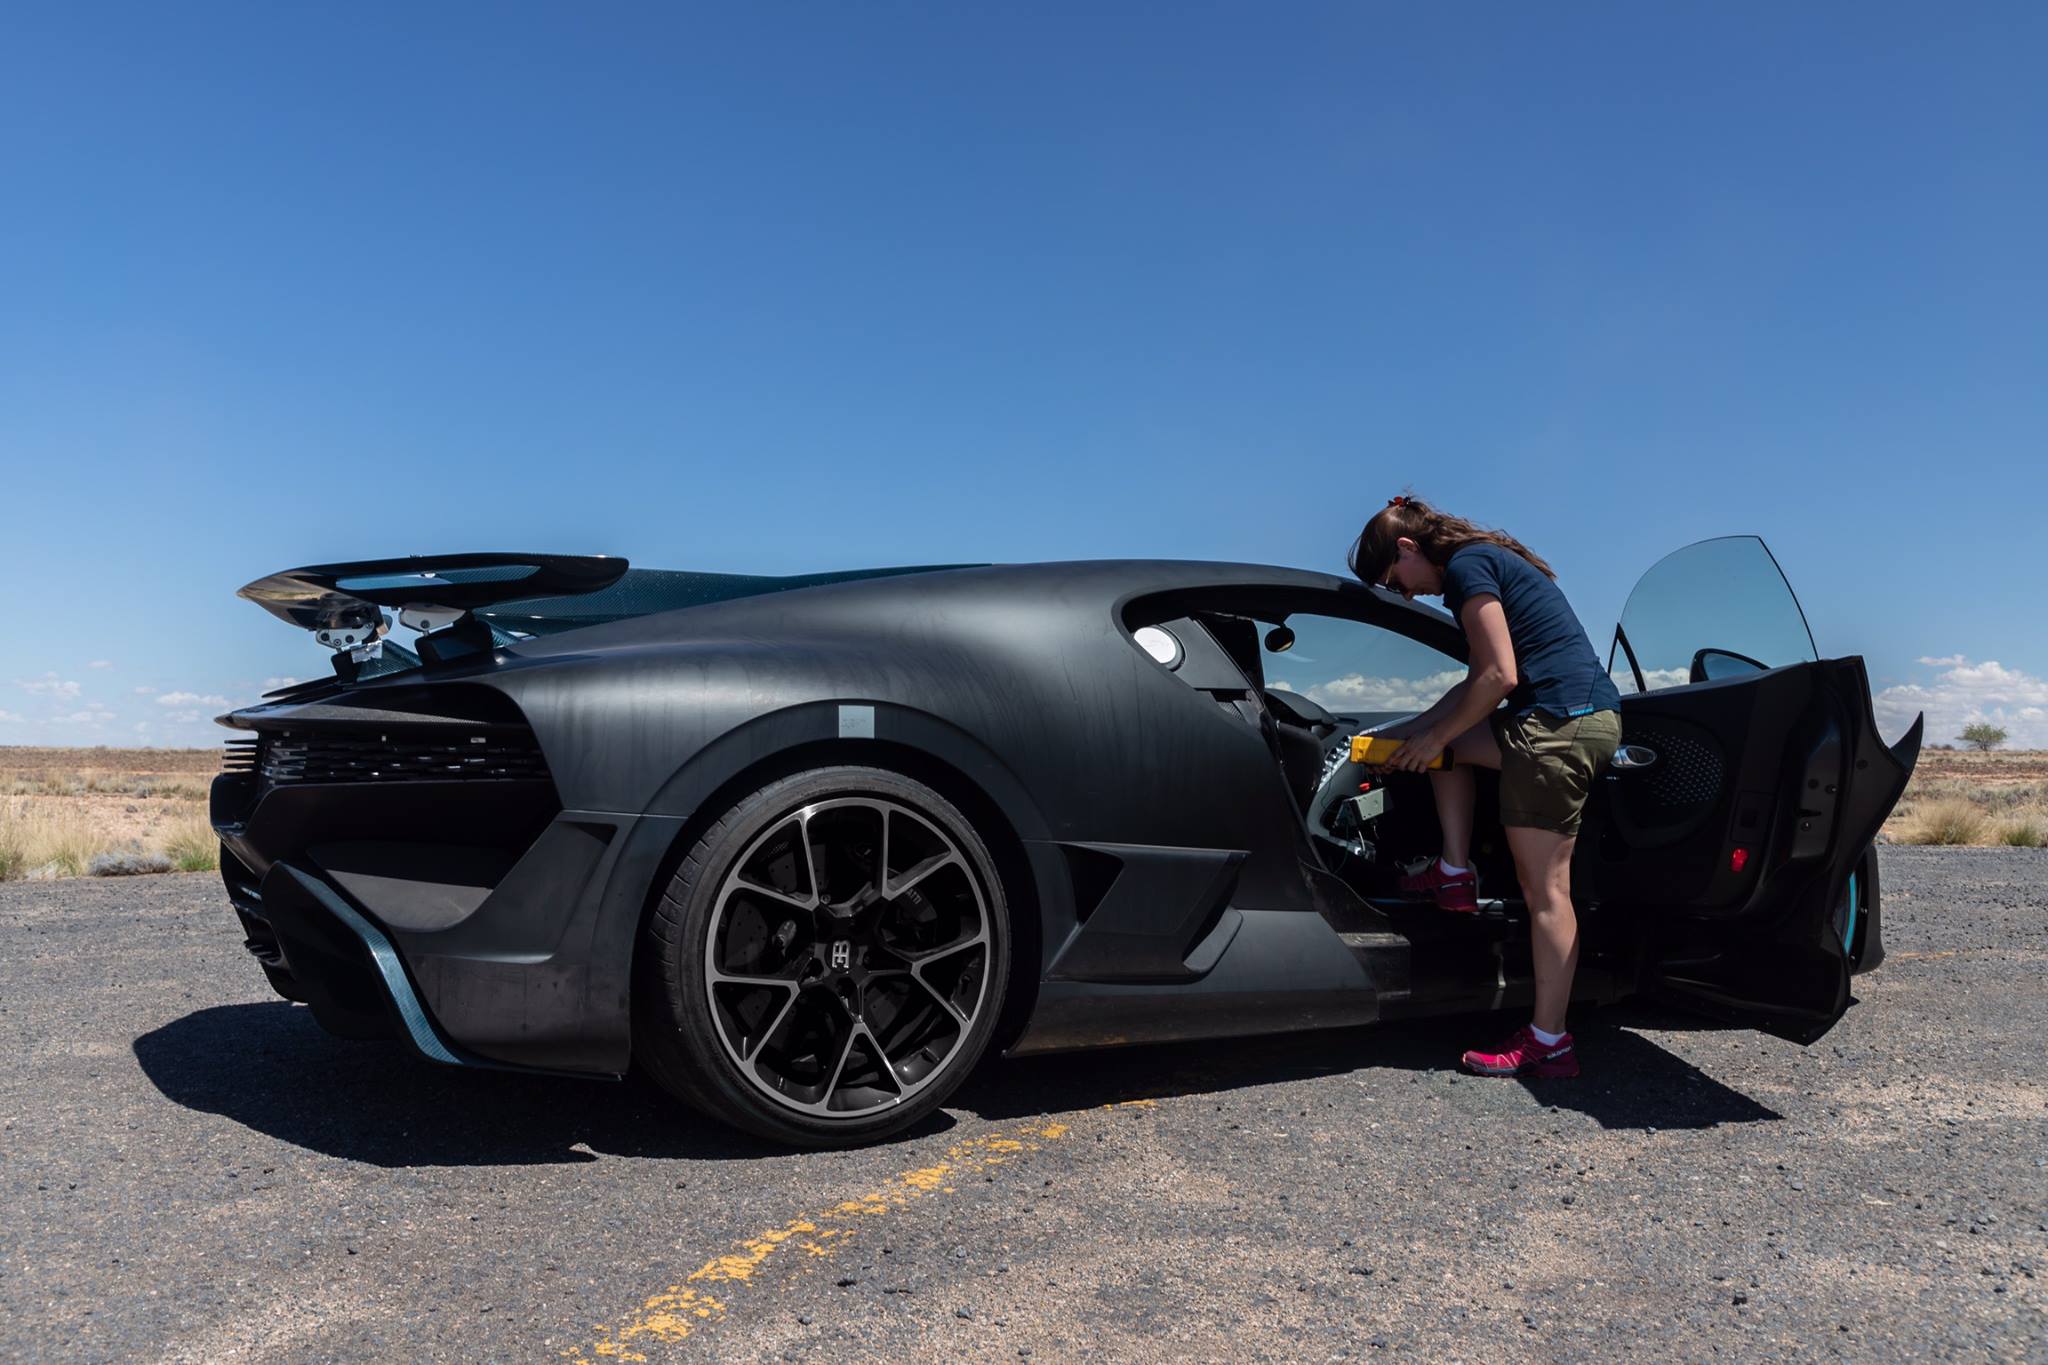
top-left (702, 796), bottom-right (994, 1119)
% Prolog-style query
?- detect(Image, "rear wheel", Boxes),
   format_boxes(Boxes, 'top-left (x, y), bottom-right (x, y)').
top-left (636, 766), bottom-right (1009, 1146)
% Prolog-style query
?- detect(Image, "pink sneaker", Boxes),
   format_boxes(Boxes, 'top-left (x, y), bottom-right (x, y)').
top-left (1462, 1026), bottom-right (1580, 1078)
top-left (1396, 859), bottom-right (1478, 912)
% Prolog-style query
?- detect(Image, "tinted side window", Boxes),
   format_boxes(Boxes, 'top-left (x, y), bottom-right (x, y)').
top-left (1610, 536), bottom-right (1817, 693)
top-left (1261, 614), bottom-right (1464, 721)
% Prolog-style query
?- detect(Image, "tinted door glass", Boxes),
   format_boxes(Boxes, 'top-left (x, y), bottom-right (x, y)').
top-left (1609, 536), bottom-right (1816, 694)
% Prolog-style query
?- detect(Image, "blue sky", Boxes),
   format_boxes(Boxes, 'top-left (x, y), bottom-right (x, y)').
top-left (3, 3), bottom-right (2043, 749)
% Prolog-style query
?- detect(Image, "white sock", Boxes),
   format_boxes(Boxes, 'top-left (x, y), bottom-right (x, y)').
top-left (1437, 857), bottom-right (1468, 876)
top-left (1529, 1024), bottom-right (1566, 1046)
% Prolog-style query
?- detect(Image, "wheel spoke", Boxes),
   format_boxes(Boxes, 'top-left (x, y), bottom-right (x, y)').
top-left (821, 1014), bottom-right (861, 1103)
top-left (744, 986), bottom-right (802, 1062)
top-left (709, 967), bottom-right (804, 990)
top-left (892, 925), bottom-right (988, 967)
top-left (866, 807), bottom-right (890, 904)
top-left (795, 807), bottom-right (821, 905)
top-left (733, 809), bottom-right (822, 909)
top-left (858, 1020), bottom-right (905, 1092)
top-left (885, 850), bottom-right (960, 900)
top-left (731, 878), bottom-right (815, 912)
top-left (908, 967), bottom-right (971, 1024)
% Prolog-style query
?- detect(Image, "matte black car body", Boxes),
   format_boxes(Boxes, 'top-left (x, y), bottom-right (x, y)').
top-left (212, 548), bottom-right (1920, 1140)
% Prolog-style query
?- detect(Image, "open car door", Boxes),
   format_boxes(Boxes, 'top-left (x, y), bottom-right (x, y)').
top-left (1583, 537), bottom-right (1922, 1043)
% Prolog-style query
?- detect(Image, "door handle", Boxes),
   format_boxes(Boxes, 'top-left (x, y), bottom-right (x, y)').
top-left (1611, 745), bottom-right (1658, 770)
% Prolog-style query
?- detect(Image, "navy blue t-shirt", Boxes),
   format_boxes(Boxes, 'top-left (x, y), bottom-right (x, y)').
top-left (1440, 544), bottom-right (1622, 720)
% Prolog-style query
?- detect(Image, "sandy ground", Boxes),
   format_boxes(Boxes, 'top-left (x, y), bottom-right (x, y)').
top-left (1909, 748), bottom-right (2048, 788)
top-left (0, 847), bottom-right (2041, 1362)
top-left (1, 748), bottom-right (217, 862)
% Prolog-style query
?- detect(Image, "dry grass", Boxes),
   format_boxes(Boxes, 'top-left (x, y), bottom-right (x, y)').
top-left (0, 746), bottom-right (222, 776)
top-left (1, 772), bottom-right (211, 799)
top-left (1884, 749), bottom-right (2048, 848)
top-left (1892, 797), bottom-right (1989, 846)
top-left (163, 809), bottom-right (221, 873)
top-left (1997, 818), bottom-right (2045, 849)
top-left (0, 798), bottom-right (117, 878)
top-left (0, 746), bottom-right (222, 881)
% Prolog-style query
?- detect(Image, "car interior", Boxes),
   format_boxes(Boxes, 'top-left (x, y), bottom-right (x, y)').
top-left (1141, 606), bottom-right (1526, 915)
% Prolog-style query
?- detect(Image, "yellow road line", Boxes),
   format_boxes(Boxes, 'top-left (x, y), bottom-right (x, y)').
top-left (563, 1118), bottom-right (1076, 1362)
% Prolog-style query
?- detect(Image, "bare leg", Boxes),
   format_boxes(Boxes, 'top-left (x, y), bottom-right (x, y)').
top-left (1429, 720), bottom-right (1501, 868)
top-left (1507, 824), bottom-right (1579, 1036)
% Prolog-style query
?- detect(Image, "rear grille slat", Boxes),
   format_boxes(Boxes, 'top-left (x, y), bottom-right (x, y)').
top-left (221, 738), bottom-right (260, 774)
top-left (255, 729), bottom-right (549, 787)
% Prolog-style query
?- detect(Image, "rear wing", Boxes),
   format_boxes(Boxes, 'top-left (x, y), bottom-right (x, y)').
top-left (238, 554), bottom-right (983, 679)
top-left (238, 553), bottom-right (629, 652)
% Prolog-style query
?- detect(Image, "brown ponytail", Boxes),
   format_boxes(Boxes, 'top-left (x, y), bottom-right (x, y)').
top-left (1346, 493), bottom-right (1557, 585)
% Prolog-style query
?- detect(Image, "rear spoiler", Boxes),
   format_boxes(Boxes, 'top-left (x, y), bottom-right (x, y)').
top-left (238, 553), bottom-right (628, 652)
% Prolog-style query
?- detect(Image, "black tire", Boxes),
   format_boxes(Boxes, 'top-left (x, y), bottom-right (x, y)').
top-left (635, 765), bottom-right (1011, 1147)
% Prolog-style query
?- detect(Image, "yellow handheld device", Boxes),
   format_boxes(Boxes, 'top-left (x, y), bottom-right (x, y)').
top-left (1348, 735), bottom-right (1453, 770)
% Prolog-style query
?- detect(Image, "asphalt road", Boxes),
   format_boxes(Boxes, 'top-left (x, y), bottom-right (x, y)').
top-left (2, 848), bottom-right (2042, 1363)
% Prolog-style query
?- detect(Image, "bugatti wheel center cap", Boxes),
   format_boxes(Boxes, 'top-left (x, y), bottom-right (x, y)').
top-left (816, 934), bottom-right (874, 981)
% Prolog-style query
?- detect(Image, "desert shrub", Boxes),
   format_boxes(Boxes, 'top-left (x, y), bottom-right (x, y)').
top-left (1900, 797), bottom-right (1988, 846)
top-left (163, 813), bottom-right (220, 873)
top-left (1997, 819), bottom-right (2045, 848)
top-left (119, 776), bottom-right (210, 801)
top-left (89, 849), bottom-right (176, 876)
top-left (0, 822), bottom-right (24, 881)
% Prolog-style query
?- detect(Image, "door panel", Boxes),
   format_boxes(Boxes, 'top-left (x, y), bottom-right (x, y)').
top-left (1582, 656), bottom-right (1920, 1042)
top-left (1581, 666), bottom-right (1815, 909)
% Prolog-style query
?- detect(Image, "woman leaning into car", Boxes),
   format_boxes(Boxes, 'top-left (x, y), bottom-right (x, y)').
top-left (1347, 495), bottom-right (1622, 1078)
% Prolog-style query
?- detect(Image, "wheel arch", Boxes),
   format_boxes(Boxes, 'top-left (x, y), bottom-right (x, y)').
top-left (621, 711), bottom-right (1052, 1062)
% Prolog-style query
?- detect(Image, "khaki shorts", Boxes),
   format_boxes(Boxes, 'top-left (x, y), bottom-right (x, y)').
top-left (1488, 708), bottom-right (1622, 836)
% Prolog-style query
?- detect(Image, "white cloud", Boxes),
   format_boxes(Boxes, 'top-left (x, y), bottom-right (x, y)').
top-left (262, 676), bottom-right (302, 691)
top-left (0, 709), bottom-right (22, 723)
top-left (88, 659), bottom-right (113, 669)
top-left (1611, 665), bottom-right (1694, 693)
top-left (132, 721), bottom-right (152, 735)
top-left (167, 710), bottom-right (202, 724)
top-left (1874, 656), bottom-right (2048, 749)
top-left (156, 691), bottom-right (232, 708)
top-left (133, 685), bottom-right (158, 695)
top-left (52, 707), bottom-right (115, 726)
top-left (1293, 668), bottom-right (1469, 713)
top-left (18, 673), bottom-right (81, 699)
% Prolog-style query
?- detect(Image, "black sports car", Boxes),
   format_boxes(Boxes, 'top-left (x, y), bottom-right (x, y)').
top-left (210, 536), bottom-right (1919, 1146)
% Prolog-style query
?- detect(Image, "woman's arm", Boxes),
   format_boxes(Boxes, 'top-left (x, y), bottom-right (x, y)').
top-left (1377, 678), bottom-right (1470, 740)
top-left (1383, 595), bottom-right (1518, 772)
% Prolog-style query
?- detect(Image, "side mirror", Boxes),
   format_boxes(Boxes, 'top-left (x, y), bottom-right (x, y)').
top-left (1689, 648), bottom-right (1768, 685)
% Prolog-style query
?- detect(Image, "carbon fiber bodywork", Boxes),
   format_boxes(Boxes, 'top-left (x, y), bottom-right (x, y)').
top-left (210, 556), bottom-right (1917, 1085)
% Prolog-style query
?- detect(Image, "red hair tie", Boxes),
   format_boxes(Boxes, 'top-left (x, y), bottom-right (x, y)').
top-left (1387, 495), bottom-right (1408, 508)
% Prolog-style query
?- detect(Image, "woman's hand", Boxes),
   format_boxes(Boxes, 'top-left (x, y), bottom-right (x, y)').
top-left (1385, 731), bottom-right (1447, 773)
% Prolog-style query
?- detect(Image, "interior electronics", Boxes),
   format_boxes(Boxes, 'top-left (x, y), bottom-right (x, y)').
top-left (1309, 734), bottom-right (1391, 866)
